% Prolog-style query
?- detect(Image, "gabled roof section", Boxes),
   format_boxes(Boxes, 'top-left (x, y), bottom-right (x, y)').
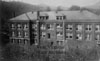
top-left (10, 12), bottom-right (37, 21)
top-left (59, 10), bottom-right (100, 20)
top-left (10, 10), bottom-right (100, 21)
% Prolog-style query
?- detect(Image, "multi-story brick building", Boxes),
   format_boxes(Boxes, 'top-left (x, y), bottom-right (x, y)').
top-left (9, 11), bottom-right (100, 46)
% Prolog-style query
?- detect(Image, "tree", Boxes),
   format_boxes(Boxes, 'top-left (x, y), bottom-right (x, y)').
top-left (56, 6), bottom-right (63, 11)
top-left (69, 5), bottom-right (80, 11)
top-left (46, 6), bottom-right (51, 11)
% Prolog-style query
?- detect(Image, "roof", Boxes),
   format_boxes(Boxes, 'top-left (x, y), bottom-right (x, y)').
top-left (10, 12), bottom-right (37, 21)
top-left (10, 10), bottom-right (100, 21)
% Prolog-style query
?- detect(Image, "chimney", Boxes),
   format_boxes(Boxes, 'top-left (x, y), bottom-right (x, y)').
top-left (12, 12), bottom-right (16, 17)
top-left (37, 11), bottom-right (40, 20)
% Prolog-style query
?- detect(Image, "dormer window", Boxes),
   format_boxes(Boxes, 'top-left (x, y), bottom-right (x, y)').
top-left (56, 16), bottom-right (66, 20)
top-left (39, 16), bottom-right (49, 20)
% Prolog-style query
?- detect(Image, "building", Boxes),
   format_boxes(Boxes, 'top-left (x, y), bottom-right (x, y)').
top-left (9, 10), bottom-right (100, 46)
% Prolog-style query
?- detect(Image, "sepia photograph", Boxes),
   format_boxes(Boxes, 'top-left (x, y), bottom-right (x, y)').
top-left (1, 0), bottom-right (100, 61)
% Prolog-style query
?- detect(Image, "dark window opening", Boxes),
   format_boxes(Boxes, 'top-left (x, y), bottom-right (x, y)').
top-left (96, 28), bottom-right (98, 30)
top-left (63, 16), bottom-right (66, 20)
top-left (46, 16), bottom-right (49, 20)
top-left (86, 28), bottom-right (88, 30)
top-left (47, 33), bottom-right (51, 39)
top-left (76, 37), bottom-right (79, 39)
top-left (51, 42), bottom-right (53, 46)
top-left (70, 36), bottom-right (72, 38)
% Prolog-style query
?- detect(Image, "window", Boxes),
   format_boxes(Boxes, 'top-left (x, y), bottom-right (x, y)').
top-left (11, 39), bottom-right (15, 43)
top-left (56, 16), bottom-right (63, 20)
top-left (56, 16), bottom-right (66, 20)
top-left (57, 41), bottom-right (63, 45)
top-left (95, 25), bottom-right (100, 32)
top-left (47, 24), bottom-right (54, 30)
top-left (12, 31), bottom-right (15, 37)
top-left (11, 24), bottom-right (15, 29)
top-left (41, 32), bottom-right (46, 38)
top-left (17, 39), bottom-right (21, 44)
top-left (39, 16), bottom-right (49, 20)
top-left (56, 23), bottom-right (63, 28)
top-left (32, 24), bottom-right (37, 29)
top-left (41, 24), bottom-right (46, 30)
top-left (63, 16), bottom-right (66, 20)
top-left (39, 16), bottom-right (43, 20)
top-left (34, 39), bottom-right (38, 45)
top-left (24, 32), bottom-right (29, 37)
top-left (47, 33), bottom-right (51, 39)
top-left (46, 16), bottom-right (49, 20)
top-left (95, 34), bottom-right (100, 41)
top-left (24, 24), bottom-right (28, 30)
top-left (97, 41), bottom-right (100, 46)
top-left (85, 24), bottom-right (92, 31)
top-left (18, 31), bottom-right (21, 37)
top-left (51, 42), bottom-right (53, 46)
top-left (76, 33), bottom-right (82, 40)
top-left (85, 34), bottom-right (91, 41)
top-left (17, 24), bottom-right (22, 30)
top-left (76, 24), bottom-right (82, 31)
top-left (24, 39), bottom-right (28, 44)
top-left (66, 24), bottom-right (73, 31)
top-left (66, 33), bottom-right (73, 39)
top-left (57, 32), bottom-right (63, 36)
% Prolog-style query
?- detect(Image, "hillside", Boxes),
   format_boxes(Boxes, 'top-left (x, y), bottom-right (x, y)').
top-left (1, 1), bottom-right (49, 19)
top-left (84, 1), bottom-right (100, 15)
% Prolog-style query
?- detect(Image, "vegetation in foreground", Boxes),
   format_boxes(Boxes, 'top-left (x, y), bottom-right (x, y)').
top-left (1, 42), bottom-right (100, 61)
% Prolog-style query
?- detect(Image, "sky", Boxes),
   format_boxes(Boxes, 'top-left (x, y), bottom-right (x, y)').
top-left (3, 0), bottom-right (100, 7)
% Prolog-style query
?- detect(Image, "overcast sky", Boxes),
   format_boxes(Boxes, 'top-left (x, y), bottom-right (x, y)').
top-left (3, 0), bottom-right (100, 7)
